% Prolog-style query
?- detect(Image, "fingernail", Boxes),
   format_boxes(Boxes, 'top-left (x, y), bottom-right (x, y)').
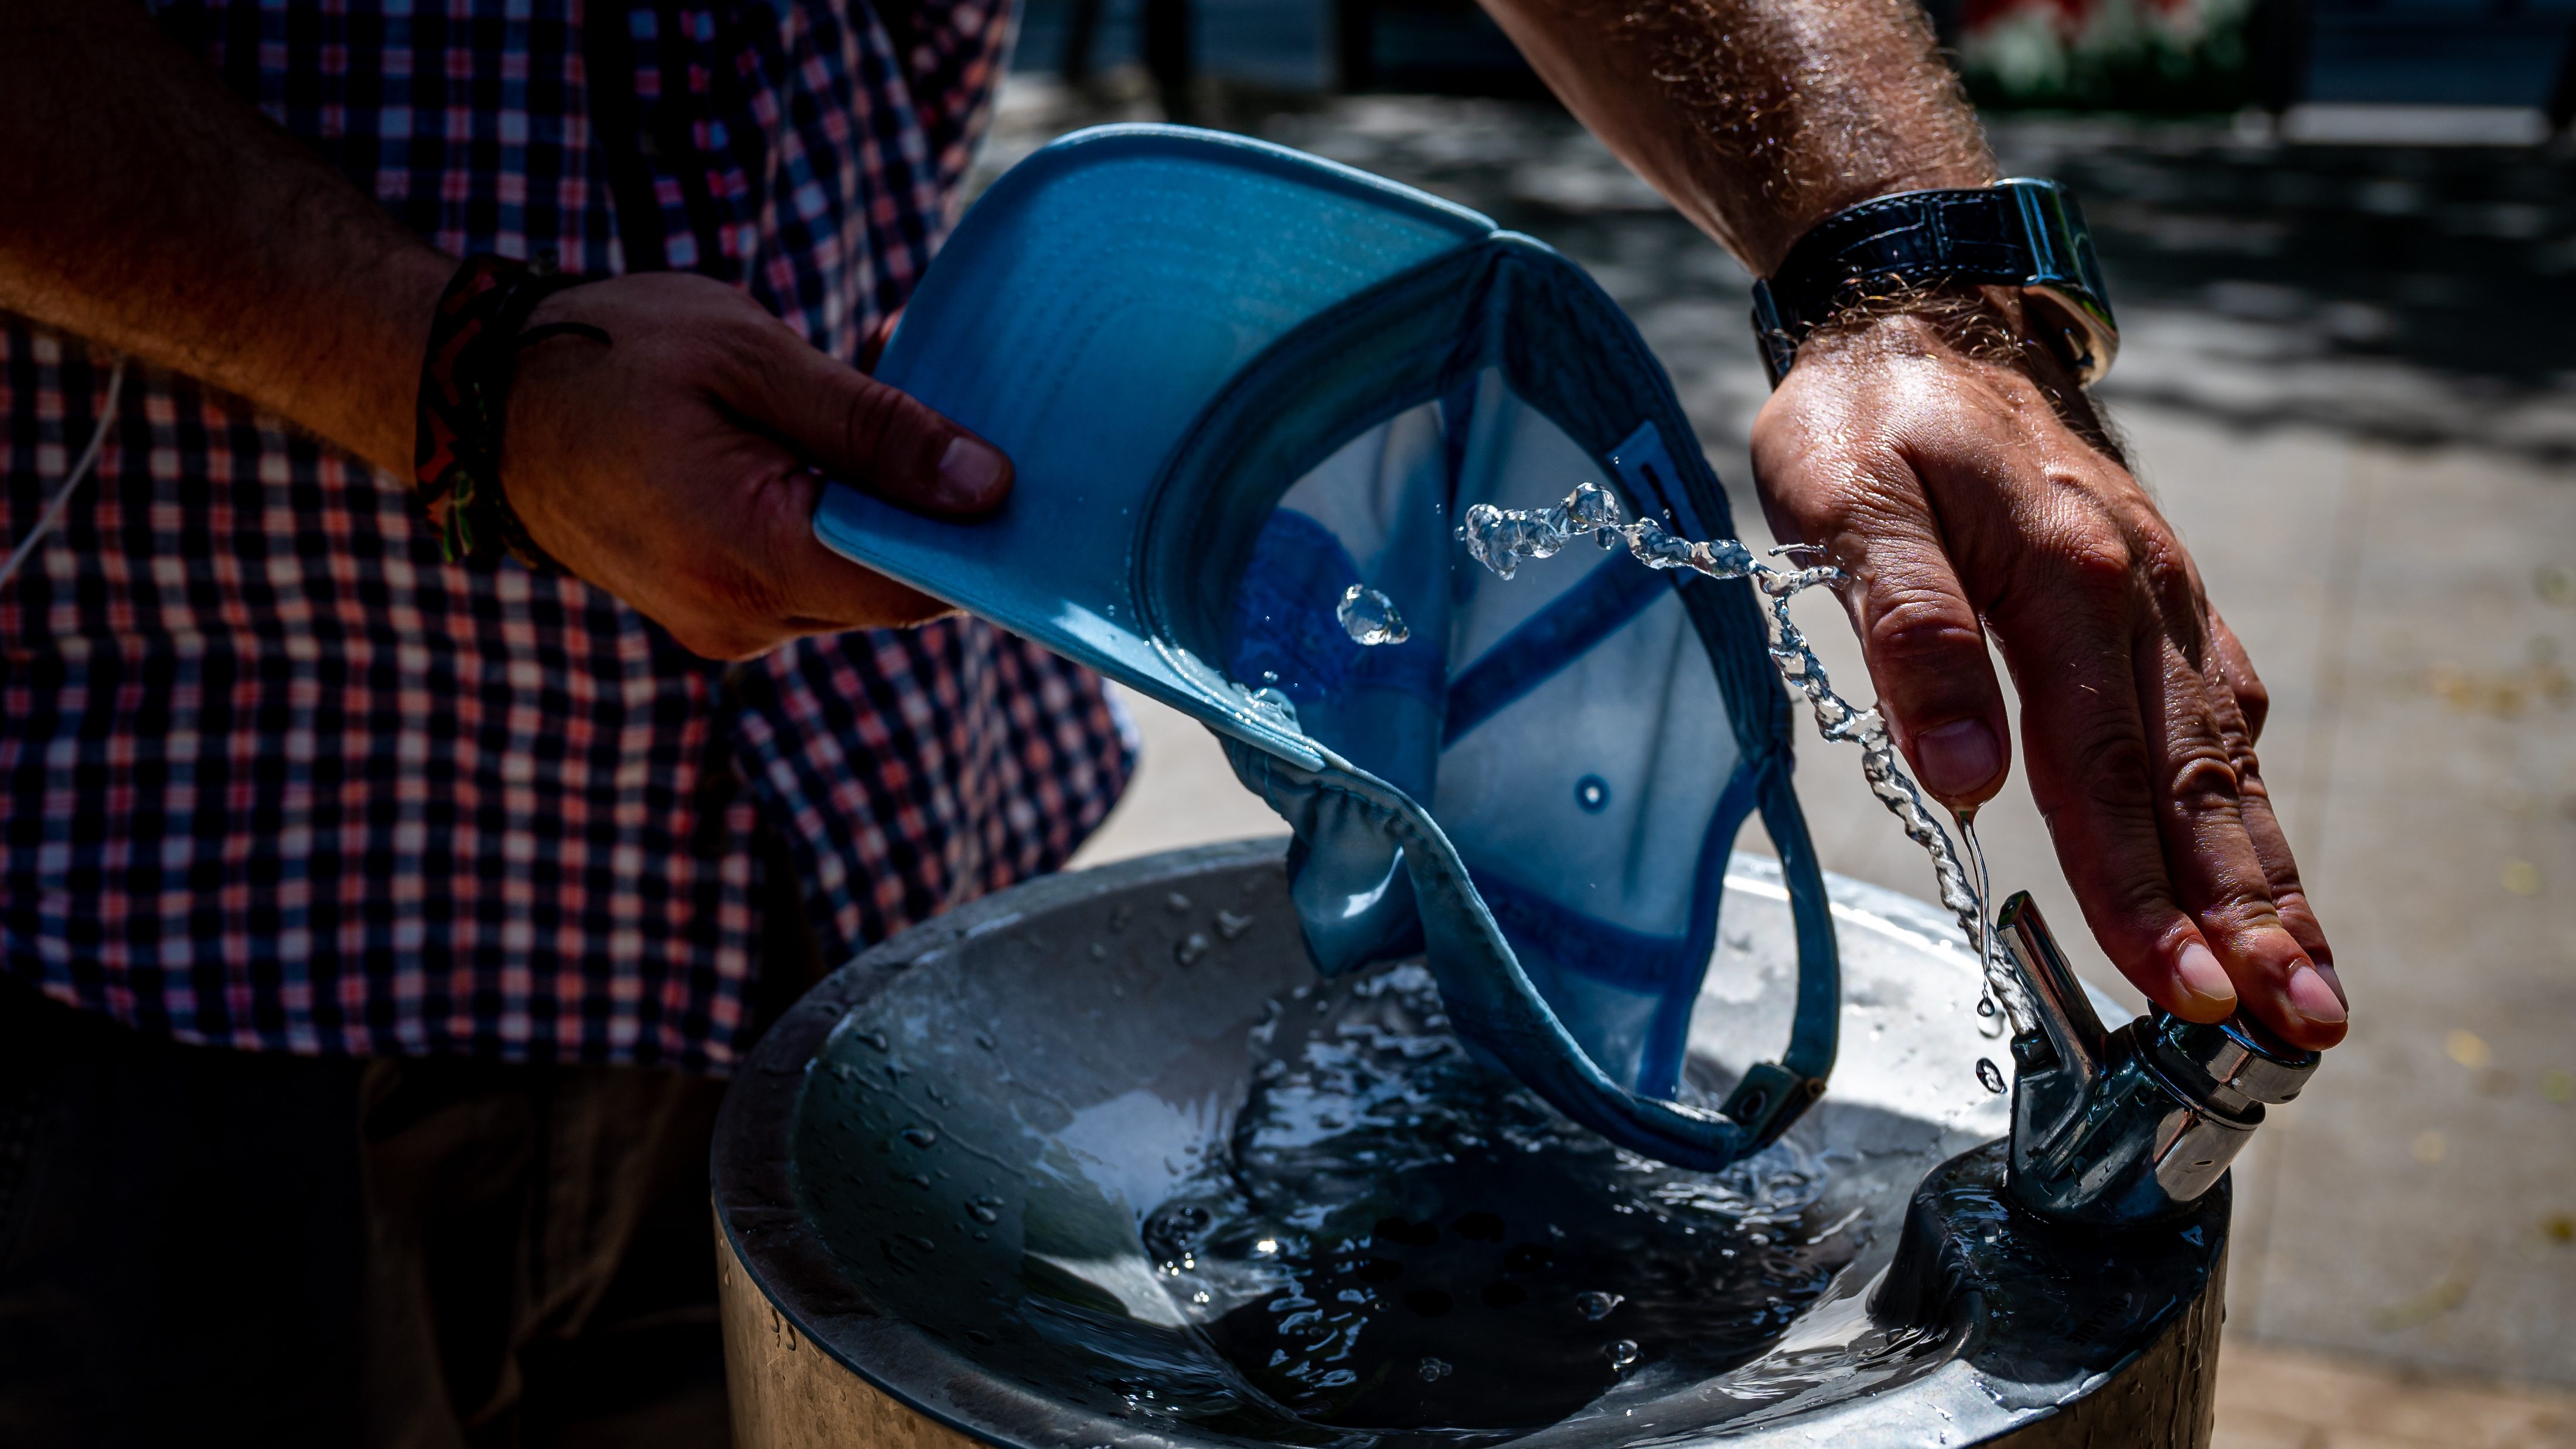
top-left (2287, 964), bottom-right (2347, 1026)
top-left (933, 434), bottom-right (1009, 512)
top-left (2313, 962), bottom-right (2348, 1008)
top-left (1913, 719), bottom-right (2003, 798)
top-left (2175, 941), bottom-right (2238, 1013)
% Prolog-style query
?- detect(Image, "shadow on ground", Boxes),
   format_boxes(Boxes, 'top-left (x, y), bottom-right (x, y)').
top-left (981, 83), bottom-right (2576, 465)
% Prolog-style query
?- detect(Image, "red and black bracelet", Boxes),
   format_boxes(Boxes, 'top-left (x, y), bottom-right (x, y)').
top-left (412, 253), bottom-right (607, 569)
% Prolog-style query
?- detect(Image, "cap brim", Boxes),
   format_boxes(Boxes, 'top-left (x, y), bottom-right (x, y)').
top-left (811, 125), bottom-right (1492, 762)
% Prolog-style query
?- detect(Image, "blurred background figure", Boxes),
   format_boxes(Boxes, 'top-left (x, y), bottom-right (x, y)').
top-left (1030, 0), bottom-right (2576, 1442)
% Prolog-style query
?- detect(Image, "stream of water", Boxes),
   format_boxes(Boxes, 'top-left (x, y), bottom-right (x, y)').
top-left (1459, 483), bottom-right (2035, 1035)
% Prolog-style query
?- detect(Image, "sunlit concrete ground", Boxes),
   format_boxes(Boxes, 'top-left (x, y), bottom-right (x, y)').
top-left (1007, 74), bottom-right (2576, 1425)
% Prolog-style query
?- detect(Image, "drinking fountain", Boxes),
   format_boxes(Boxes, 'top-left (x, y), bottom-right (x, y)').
top-left (713, 841), bottom-right (2271, 1448)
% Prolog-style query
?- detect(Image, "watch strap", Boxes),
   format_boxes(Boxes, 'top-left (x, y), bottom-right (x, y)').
top-left (1750, 179), bottom-right (2115, 387)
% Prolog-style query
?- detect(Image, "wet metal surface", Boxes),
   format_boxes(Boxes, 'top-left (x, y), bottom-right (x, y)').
top-left (716, 843), bottom-right (2226, 1447)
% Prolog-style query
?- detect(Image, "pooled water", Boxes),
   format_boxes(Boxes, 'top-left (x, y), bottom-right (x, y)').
top-left (1460, 484), bottom-right (2035, 1034)
top-left (1137, 964), bottom-right (1862, 1434)
top-left (1338, 585), bottom-right (1412, 646)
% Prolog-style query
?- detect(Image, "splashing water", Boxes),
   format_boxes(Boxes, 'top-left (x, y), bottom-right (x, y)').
top-left (1240, 683), bottom-right (1302, 734)
top-left (1459, 483), bottom-right (2034, 1033)
top-left (1143, 964), bottom-right (1858, 1433)
top-left (1338, 585), bottom-right (1412, 647)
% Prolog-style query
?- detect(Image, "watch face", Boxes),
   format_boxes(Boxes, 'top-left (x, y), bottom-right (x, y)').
top-left (1999, 178), bottom-right (2120, 384)
top-left (2024, 284), bottom-right (2121, 386)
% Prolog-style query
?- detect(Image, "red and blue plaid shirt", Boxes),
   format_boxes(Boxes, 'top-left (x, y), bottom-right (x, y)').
top-left (0, 1), bottom-right (1131, 1072)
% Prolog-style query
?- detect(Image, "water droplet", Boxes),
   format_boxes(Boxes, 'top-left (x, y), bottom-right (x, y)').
top-left (1977, 995), bottom-right (1998, 1018)
top-left (1417, 1356), bottom-right (1453, 1383)
top-left (1261, 670), bottom-right (1279, 684)
top-left (1336, 584), bottom-right (1411, 646)
top-left (905, 1173), bottom-right (932, 1188)
top-left (1605, 1339), bottom-right (1640, 1370)
top-left (1253, 1238), bottom-right (1278, 1254)
top-left (1575, 1290), bottom-right (1624, 1320)
top-left (1174, 932), bottom-right (1210, 967)
top-left (1575, 774), bottom-right (1611, 813)
top-left (901, 1126), bottom-right (939, 1148)
top-left (973, 1032), bottom-right (996, 1050)
top-left (1166, 892), bottom-right (1192, 914)
top-left (1244, 685), bottom-right (1301, 732)
top-left (1977, 1058), bottom-right (2007, 1094)
top-left (1088, 941), bottom-right (1108, 961)
top-left (1215, 909), bottom-right (1255, 941)
top-left (860, 1029), bottom-right (891, 1051)
top-left (967, 1202), bottom-right (1000, 1224)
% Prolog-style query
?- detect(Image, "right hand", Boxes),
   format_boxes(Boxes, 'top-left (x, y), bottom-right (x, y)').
top-left (1750, 304), bottom-right (2346, 1051)
top-left (500, 271), bottom-right (1010, 659)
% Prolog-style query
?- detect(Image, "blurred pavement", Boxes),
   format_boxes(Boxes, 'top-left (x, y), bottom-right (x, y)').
top-left (1007, 80), bottom-right (2576, 1400)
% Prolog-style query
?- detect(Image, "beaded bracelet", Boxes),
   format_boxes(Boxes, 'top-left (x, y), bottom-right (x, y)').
top-left (411, 253), bottom-right (607, 569)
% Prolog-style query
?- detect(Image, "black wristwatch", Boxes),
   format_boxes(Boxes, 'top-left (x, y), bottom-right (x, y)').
top-left (1749, 178), bottom-right (2118, 389)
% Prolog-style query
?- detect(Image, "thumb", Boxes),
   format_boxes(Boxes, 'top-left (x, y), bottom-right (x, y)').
top-left (1810, 467), bottom-right (2012, 808)
top-left (744, 342), bottom-right (1013, 518)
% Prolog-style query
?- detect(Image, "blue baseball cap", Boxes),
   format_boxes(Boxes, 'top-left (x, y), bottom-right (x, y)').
top-left (813, 124), bottom-right (1840, 1169)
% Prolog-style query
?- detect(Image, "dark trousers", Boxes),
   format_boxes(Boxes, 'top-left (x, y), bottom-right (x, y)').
top-left (0, 976), bottom-right (730, 1448)
top-left (0, 853), bottom-right (826, 1447)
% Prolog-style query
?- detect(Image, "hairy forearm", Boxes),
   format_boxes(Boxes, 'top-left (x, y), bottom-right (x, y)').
top-left (1477, 0), bottom-right (1992, 271)
top-left (0, 0), bottom-right (448, 475)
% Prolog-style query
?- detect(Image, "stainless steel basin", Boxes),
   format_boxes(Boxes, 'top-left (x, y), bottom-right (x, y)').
top-left (713, 841), bottom-right (2223, 1448)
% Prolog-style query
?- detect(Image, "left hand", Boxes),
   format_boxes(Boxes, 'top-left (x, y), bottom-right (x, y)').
top-left (502, 272), bottom-right (1009, 660)
top-left (1748, 299), bottom-right (2347, 1051)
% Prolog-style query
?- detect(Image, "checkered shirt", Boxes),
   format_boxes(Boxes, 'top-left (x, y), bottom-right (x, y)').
top-left (0, 0), bottom-right (1132, 1072)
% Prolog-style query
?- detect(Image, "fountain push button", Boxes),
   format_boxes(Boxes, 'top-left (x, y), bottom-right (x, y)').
top-left (1996, 894), bottom-right (2321, 1227)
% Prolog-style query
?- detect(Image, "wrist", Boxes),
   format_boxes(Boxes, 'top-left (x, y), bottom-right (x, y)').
top-left (1751, 179), bottom-right (2119, 391)
top-left (270, 242), bottom-right (452, 477)
top-left (411, 253), bottom-right (608, 569)
top-left (1788, 287), bottom-right (2126, 465)
top-left (1797, 281), bottom-right (2063, 385)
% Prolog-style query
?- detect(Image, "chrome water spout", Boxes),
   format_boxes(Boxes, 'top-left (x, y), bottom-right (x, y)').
top-left (1997, 893), bottom-right (2320, 1226)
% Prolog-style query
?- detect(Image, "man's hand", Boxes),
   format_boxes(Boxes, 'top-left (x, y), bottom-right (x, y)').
top-left (1475, 0), bottom-right (2345, 1047)
top-left (504, 274), bottom-right (1007, 659)
top-left (1, 0), bottom-right (989, 664)
top-left (1752, 307), bottom-right (2345, 1049)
